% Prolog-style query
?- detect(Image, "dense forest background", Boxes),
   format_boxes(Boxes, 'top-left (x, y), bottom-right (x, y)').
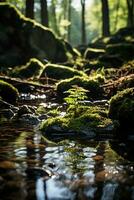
top-left (2, 0), bottom-right (133, 46)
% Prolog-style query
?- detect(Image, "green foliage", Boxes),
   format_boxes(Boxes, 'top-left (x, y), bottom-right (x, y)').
top-left (0, 80), bottom-right (19, 104)
top-left (40, 64), bottom-right (85, 80)
top-left (40, 85), bottom-right (112, 135)
top-left (11, 58), bottom-right (45, 79)
top-left (64, 86), bottom-right (88, 117)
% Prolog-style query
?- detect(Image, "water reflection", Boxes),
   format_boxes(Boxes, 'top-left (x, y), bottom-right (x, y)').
top-left (0, 125), bottom-right (134, 200)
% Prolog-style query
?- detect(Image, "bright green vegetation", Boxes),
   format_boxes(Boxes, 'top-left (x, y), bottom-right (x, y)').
top-left (56, 74), bottom-right (104, 99)
top-left (40, 64), bottom-right (85, 80)
top-left (0, 80), bottom-right (19, 104)
top-left (40, 105), bottom-right (112, 134)
top-left (109, 88), bottom-right (134, 129)
top-left (11, 58), bottom-right (45, 79)
top-left (40, 86), bottom-right (112, 135)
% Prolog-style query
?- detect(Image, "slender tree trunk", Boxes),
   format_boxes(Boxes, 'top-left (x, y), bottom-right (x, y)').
top-left (40, 0), bottom-right (49, 27)
top-left (50, 0), bottom-right (60, 36)
top-left (101, 0), bottom-right (110, 37)
top-left (126, 0), bottom-right (134, 27)
top-left (81, 0), bottom-right (86, 44)
top-left (25, 0), bottom-right (34, 19)
top-left (68, 0), bottom-right (71, 43)
top-left (114, 0), bottom-right (120, 32)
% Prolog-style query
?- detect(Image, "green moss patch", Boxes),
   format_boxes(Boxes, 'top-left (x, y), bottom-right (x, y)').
top-left (0, 80), bottom-right (19, 104)
top-left (40, 105), bottom-right (113, 136)
top-left (40, 64), bottom-right (85, 80)
top-left (56, 76), bottom-right (103, 99)
top-left (11, 58), bottom-right (45, 79)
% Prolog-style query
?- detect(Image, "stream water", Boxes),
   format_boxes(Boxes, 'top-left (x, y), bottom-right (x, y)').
top-left (0, 122), bottom-right (134, 200)
top-left (0, 96), bottom-right (134, 200)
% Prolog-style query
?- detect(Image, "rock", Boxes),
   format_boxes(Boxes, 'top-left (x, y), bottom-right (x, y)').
top-left (0, 3), bottom-right (68, 69)
top-left (40, 63), bottom-right (85, 80)
top-left (0, 80), bottom-right (19, 104)
top-left (19, 114), bottom-right (40, 125)
top-left (0, 109), bottom-right (15, 119)
top-left (109, 88), bottom-right (134, 132)
top-left (99, 54), bottom-right (123, 67)
top-left (56, 76), bottom-right (103, 99)
top-left (11, 58), bottom-right (45, 79)
top-left (17, 105), bottom-right (33, 117)
top-left (106, 43), bottom-right (134, 61)
top-left (84, 48), bottom-right (105, 60)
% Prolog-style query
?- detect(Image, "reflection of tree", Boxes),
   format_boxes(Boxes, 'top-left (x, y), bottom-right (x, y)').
top-left (64, 141), bottom-right (99, 199)
top-left (94, 142), bottom-right (106, 200)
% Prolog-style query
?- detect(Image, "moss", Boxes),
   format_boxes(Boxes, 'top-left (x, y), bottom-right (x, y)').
top-left (56, 76), bottom-right (103, 99)
top-left (109, 88), bottom-right (134, 129)
top-left (0, 80), bottom-right (19, 104)
top-left (40, 64), bottom-right (85, 80)
top-left (40, 105), bottom-right (112, 134)
top-left (11, 58), bottom-right (45, 79)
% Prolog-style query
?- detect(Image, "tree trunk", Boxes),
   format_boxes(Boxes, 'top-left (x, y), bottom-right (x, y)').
top-left (25, 0), bottom-right (34, 19)
top-left (101, 0), bottom-right (110, 37)
top-left (126, 0), bottom-right (134, 27)
top-left (50, 0), bottom-right (60, 36)
top-left (81, 0), bottom-right (86, 44)
top-left (40, 0), bottom-right (49, 27)
top-left (68, 0), bottom-right (71, 43)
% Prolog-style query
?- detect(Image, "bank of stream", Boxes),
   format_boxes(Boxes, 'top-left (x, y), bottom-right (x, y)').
top-left (0, 95), bottom-right (134, 200)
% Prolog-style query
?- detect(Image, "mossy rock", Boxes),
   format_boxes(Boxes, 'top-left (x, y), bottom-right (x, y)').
top-left (84, 48), bottom-right (105, 60)
top-left (109, 88), bottom-right (134, 130)
top-left (56, 76), bottom-right (103, 99)
top-left (106, 43), bottom-right (134, 61)
top-left (40, 64), bottom-right (85, 80)
top-left (11, 58), bottom-right (45, 79)
top-left (0, 3), bottom-right (68, 68)
top-left (40, 105), bottom-right (114, 139)
top-left (0, 80), bottom-right (19, 104)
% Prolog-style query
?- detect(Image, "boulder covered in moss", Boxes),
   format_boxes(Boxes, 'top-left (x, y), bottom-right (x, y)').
top-left (11, 58), bottom-right (45, 79)
top-left (0, 3), bottom-right (68, 69)
top-left (40, 64), bottom-right (85, 80)
top-left (109, 88), bottom-right (134, 130)
top-left (0, 80), bottom-right (19, 104)
top-left (84, 48), bottom-right (105, 60)
top-left (56, 76), bottom-right (103, 99)
top-left (40, 105), bottom-right (114, 140)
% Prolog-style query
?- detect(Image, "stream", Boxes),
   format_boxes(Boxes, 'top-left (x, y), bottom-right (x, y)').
top-left (0, 96), bottom-right (134, 200)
